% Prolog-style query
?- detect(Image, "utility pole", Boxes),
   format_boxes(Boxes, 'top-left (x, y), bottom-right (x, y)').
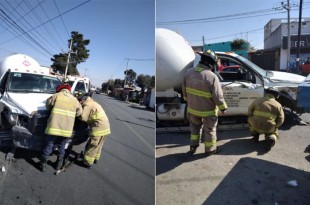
top-left (124, 58), bottom-right (129, 88)
top-left (84, 68), bottom-right (88, 77)
top-left (282, 0), bottom-right (291, 72)
top-left (202, 36), bottom-right (205, 51)
top-left (296, 0), bottom-right (303, 74)
top-left (64, 39), bottom-right (73, 79)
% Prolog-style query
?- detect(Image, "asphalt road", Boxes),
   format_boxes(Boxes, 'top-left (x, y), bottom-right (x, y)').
top-left (156, 111), bottom-right (310, 205)
top-left (0, 94), bottom-right (155, 205)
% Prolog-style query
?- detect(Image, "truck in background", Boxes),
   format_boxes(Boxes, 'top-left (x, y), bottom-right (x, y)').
top-left (147, 88), bottom-right (155, 110)
top-left (66, 75), bottom-right (91, 94)
top-left (0, 54), bottom-right (88, 157)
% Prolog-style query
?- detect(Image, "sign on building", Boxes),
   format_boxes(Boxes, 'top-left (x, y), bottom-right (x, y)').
top-left (283, 35), bottom-right (310, 49)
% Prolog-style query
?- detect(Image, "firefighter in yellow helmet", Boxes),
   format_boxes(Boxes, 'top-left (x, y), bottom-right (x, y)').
top-left (182, 49), bottom-right (227, 156)
top-left (39, 84), bottom-right (83, 172)
top-left (75, 92), bottom-right (111, 168)
top-left (248, 87), bottom-right (285, 151)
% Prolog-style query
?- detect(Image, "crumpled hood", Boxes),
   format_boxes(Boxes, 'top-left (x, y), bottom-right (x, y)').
top-left (268, 71), bottom-right (306, 84)
top-left (5, 93), bottom-right (52, 115)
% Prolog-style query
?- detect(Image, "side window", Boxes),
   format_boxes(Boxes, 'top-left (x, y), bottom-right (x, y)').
top-left (218, 57), bottom-right (251, 82)
top-left (75, 81), bottom-right (86, 93)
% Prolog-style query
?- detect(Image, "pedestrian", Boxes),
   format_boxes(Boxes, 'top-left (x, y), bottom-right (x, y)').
top-left (39, 83), bottom-right (83, 172)
top-left (75, 92), bottom-right (111, 168)
top-left (248, 87), bottom-right (285, 151)
top-left (182, 49), bottom-right (227, 156)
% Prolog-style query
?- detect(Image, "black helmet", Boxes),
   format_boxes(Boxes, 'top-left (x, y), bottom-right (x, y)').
top-left (198, 49), bottom-right (219, 65)
top-left (75, 91), bottom-right (89, 101)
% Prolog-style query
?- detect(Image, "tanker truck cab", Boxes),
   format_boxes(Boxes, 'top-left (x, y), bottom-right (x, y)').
top-left (0, 54), bottom-right (89, 159)
top-left (0, 54), bottom-right (63, 153)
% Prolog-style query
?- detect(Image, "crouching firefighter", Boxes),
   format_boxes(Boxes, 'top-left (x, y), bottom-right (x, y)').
top-left (248, 87), bottom-right (285, 151)
top-left (39, 84), bottom-right (83, 172)
top-left (75, 92), bottom-right (111, 168)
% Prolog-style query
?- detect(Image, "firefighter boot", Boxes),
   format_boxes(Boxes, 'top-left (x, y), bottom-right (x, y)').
top-left (205, 147), bottom-right (221, 156)
top-left (252, 134), bottom-right (259, 143)
top-left (188, 145), bottom-right (198, 155)
top-left (55, 156), bottom-right (64, 170)
top-left (39, 157), bottom-right (47, 172)
top-left (265, 136), bottom-right (276, 151)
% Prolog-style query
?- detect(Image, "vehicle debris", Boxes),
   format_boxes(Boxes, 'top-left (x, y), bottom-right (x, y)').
top-left (287, 180), bottom-right (298, 187)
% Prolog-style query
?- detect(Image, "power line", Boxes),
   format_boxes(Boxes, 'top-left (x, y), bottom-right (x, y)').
top-left (0, 8), bottom-right (54, 56)
top-left (53, 0), bottom-right (70, 38)
top-left (0, 0), bottom-right (90, 46)
top-left (36, 0), bottom-right (67, 50)
top-left (3, 0), bottom-right (59, 54)
top-left (157, 2), bottom-right (310, 25)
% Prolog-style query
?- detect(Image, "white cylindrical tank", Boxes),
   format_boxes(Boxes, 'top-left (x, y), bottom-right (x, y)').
top-left (0, 54), bottom-right (42, 78)
top-left (156, 28), bottom-right (195, 91)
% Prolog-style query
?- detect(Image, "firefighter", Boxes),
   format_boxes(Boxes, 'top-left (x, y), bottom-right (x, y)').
top-left (39, 84), bottom-right (83, 172)
top-left (182, 49), bottom-right (227, 156)
top-left (75, 92), bottom-right (111, 168)
top-left (248, 87), bottom-right (285, 151)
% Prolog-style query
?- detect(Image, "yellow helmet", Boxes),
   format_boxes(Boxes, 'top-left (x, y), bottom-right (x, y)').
top-left (198, 49), bottom-right (219, 64)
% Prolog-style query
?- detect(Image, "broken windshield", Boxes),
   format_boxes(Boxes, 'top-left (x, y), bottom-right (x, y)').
top-left (7, 72), bottom-right (62, 93)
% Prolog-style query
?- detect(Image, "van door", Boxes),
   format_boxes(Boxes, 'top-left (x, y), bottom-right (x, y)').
top-left (220, 82), bottom-right (264, 116)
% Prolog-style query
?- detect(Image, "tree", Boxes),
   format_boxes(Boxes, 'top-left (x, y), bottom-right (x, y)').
top-left (230, 38), bottom-right (250, 50)
top-left (136, 74), bottom-right (152, 90)
top-left (51, 31), bottom-right (90, 75)
top-left (114, 78), bottom-right (124, 88)
top-left (231, 38), bottom-right (249, 50)
top-left (124, 69), bottom-right (137, 86)
top-left (136, 74), bottom-right (155, 99)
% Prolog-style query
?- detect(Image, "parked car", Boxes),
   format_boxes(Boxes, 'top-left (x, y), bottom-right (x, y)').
top-left (301, 62), bottom-right (310, 76)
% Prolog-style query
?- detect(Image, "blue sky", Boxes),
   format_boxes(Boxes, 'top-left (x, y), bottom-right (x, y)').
top-left (156, 0), bottom-right (309, 49)
top-left (0, 0), bottom-right (155, 87)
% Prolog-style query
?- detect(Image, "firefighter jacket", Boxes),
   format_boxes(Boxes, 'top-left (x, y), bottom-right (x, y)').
top-left (248, 94), bottom-right (285, 133)
top-left (45, 89), bottom-right (83, 137)
top-left (182, 64), bottom-right (227, 117)
top-left (79, 97), bottom-right (111, 137)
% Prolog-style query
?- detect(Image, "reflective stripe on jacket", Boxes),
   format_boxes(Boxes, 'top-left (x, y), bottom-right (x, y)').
top-left (248, 94), bottom-right (285, 133)
top-left (182, 64), bottom-right (227, 117)
top-left (45, 89), bottom-right (83, 137)
top-left (79, 97), bottom-right (111, 137)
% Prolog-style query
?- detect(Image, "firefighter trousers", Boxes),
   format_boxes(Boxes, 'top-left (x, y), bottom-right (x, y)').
top-left (248, 117), bottom-right (278, 141)
top-left (83, 135), bottom-right (107, 166)
top-left (188, 114), bottom-right (218, 152)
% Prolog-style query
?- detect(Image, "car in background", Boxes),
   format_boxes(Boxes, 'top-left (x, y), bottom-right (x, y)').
top-left (301, 62), bottom-right (310, 76)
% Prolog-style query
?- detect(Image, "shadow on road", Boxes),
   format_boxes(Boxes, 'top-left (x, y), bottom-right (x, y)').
top-left (203, 157), bottom-right (310, 205)
top-left (156, 133), bottom-right (189, 148)
top-left (156, 138), bottom-right (271, 176)
top-left (305, 145), bottom-right (310, 163)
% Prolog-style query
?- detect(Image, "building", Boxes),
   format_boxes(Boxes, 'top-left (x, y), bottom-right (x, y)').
top-left (251, 18), bottom-right (310, 72)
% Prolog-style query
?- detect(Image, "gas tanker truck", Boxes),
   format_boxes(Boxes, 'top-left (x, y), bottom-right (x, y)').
top-left (156, 28), bottom-right (306, 126)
